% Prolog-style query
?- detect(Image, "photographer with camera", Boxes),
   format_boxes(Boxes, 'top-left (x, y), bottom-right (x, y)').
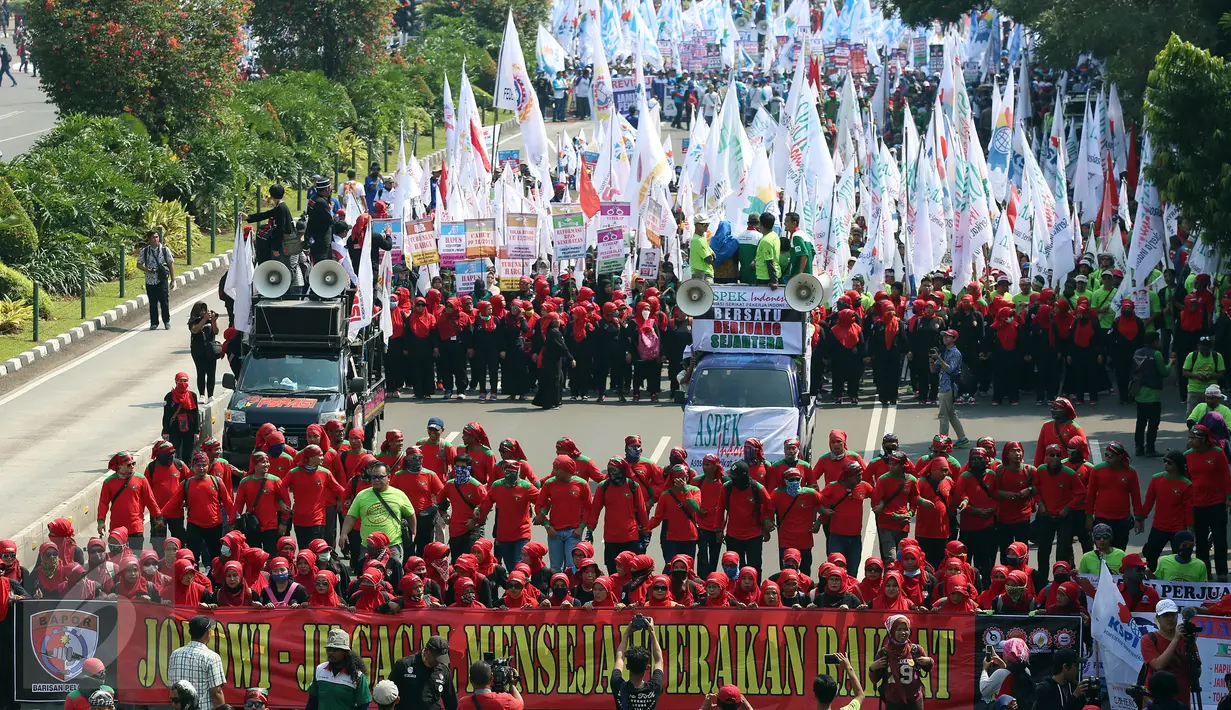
top-left (138, 229), bottom-right (176, 330)
top-left (812, 653), bottom-right (865, 710)
top-left (1141, 600), bottom-right (1199, 708)
top-left (456, 660), bottom-right (522, 710)
top-left (612, 615), bottom-right (664, 710)
top-left (1033, 649), bottom-right (1098, 710)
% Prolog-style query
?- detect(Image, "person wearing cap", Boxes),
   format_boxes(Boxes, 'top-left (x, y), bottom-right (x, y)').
top-left (1155, 530), bottom-right (1208, 582)
top-left (85, 690), bottom-right (117, 710)
top-left (309, 629), bottom-right (373, 710)
top-left (144, 439), bottom-right (195, 548)
top-left (753, 212), bottom-right (781, 289)
top-left (702, 685), bottom-right (753, 710)
top-left (1076, 522), bottom-right (1127, 574)
top-left (285, 446), bottom-right (347, 549)
top-left (1141, 600), bottom-right (1197, 706)
top-left (1139, 451), bottom-right (1195, 571)
top-left (735, 213), bottom-right (763, 284)
top-left (1183, 336), bottom-right (1225, 415)
top-left (305, 177), bottom-right (337, 262)
top-left (160, 451), bottom-right (236, 564)
top-left (454, 659), bottom-right (523, 710)
top-left (342, 461), bottom-right (416, 568)
top-left (64, 659), bottom-right (113, 710)
top-left (372, 680), bottom-right (400, 710)
top-left (688, 217), bottom-right (714, 281)
top-left (1186, 385), bottom-right (1231, 429)
top-left (96, 452), bottom-right (163, 551)
top-left (234, 452), bottom-right (292, 554)
top-left (931, 329), bottom-right (971, 447)
top-left (389, 635), bottom-right (457, 710)
top-left (1090, 270), bottom-right (1117, 329)
top-left (417, 418), bottom-right (454, 484)
top-left (610, 616), bottom-right (662, 710)
top-left (1118, 553), bottom-right (1160, 611)
top-left (244, 688), bottom-right (270, 710)
top-left (168, 616), bottom-right (225, 709)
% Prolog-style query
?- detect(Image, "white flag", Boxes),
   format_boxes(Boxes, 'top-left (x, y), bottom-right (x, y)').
top-left (496, 12), bottom-right (550, 168)
top-left (223, 222), bottom-right (254, 333)
top-left (348, 223), bottom-right (374, 338)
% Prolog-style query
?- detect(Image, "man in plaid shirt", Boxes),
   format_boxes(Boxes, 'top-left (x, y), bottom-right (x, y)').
top-left (168, 616), bottom-right (226, 709)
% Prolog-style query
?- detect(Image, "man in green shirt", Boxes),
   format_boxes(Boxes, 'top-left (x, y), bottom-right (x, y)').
top-left (341, 461), bottom-right (415, 565)
top-left (736, 213), bottom-right (762, 283)
top-left (782, 211), bottom-right (814, 280)
top-left (754, 212), bottom-right (781, 287)
top-left (1090, 271), bottom-right (1117, 329)
top-left (1182, 337), bottom-right (1226, 415)
top-left (1134, 331), bottom-right (1170, 456)
top-left (1155, 530), bottom-right (1209, 581)
top-left (1077, 522), bottom-right (1126, 573)
top-left (310, 629), bottom-right (373, 710)
top-left (688, 217), bottom-right (714, 281)
top-left (1012, 276), bottom-right (1032, 311)
top-left (1187, 385), bottom-right (1231, 428)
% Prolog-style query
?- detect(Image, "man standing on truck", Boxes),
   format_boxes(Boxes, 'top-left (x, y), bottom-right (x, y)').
top-left (754, 213), bottom-right (780, 289)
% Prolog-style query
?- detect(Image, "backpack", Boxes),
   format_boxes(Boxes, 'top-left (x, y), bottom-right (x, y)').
top-left (637, 326), bottom-right (660, 360)
top-left (1129, 350), bottom-right (1154, 399)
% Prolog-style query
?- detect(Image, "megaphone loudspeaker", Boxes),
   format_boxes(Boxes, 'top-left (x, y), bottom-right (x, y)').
top-left (756, 19), bottom-right (769, 34)
top-left (309, 260), bottom-right (349, 299)
top-left (254, 260), bottom-right (292, 299)
top-left (785, 273), bottom-right (828, 312)
top-left (677, 278), bottom-right (714, 317)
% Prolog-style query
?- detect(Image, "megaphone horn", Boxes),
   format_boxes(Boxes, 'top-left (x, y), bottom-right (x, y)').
top-left (677, 278), bottom-right (714, 317)
top-left (254, 260), bottom-right (292, 299)
top-left (785, 273), bottom-right (826, 312)
top-left (756, 19), bottom-right (769, 34)
top-left (734, 15), bottom-right (750, 31)
top-left (309, 260), bottom-right (349, 299)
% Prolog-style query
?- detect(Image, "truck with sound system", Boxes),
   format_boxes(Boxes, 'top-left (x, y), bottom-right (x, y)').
top-left (220, 260), bottom-right (386, 466)
top-left (674, 274), bottom-right (830, 470)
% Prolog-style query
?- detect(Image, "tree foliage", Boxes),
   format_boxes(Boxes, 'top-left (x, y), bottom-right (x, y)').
top-left (347, 64), bottom-right (434, 142)
top-left (25, 0), bottom-right (247, 138)
top-left (994, 0), bottom-right (1228, 111)
top-left (882, 0), bottom-right (977, 27)
top-left (404, 15), bottom-right (501, 106)
top-left (1145, 35), bottom-right (1231, 251)
top-left (250, 0), bottom-right (397, 80)
top-left (231, 72), bottom-right (358, 175)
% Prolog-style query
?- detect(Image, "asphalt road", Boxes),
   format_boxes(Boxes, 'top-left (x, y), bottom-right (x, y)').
top-left (0, 29), bottom-right (57, 158)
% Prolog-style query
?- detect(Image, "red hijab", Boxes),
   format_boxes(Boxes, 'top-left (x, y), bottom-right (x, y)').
top-left (880, 306), bottom-right (900, 349)
top-left (1073, 304), bottom-right (1096, 347)
top-left (293, 551), bottom-right (318, 589)
top-left (1180, 293), bottom-right (1205, 332)
top-left (993, 307), bottom-right (1018, 350)
top-left (35, 543), bottom-right (69, 596)
top-left (937, 574), bottom-right (979, 612)
top-left (1117, 299), bottom-right (1141, 340)
top-left (242, 547), bottom-right (270, 594)
top-left (857, 558), bottom-right (885, 602)
top-left (0, 540), bottom-right (21, 583)
top-left (873, 571), bottom-right (914, 611)
top-left (140, 550), bottom-right (171, 598)
top-left (112, 557), bottom-right (150, 600)
top-left (410, 297), bottom-right (436, 338)
top-left (897, 547), bottom-right (926, 605)
top-left (978, 566), bottom-right (1009, 609)
top-left (703, 572), bottom-right (732, 607)
top-left (591, 576), bottom-right (618, 608)
top-left (832, 309), bottom-right (861, 349)
top-left (47, 518), bottom-right (79, 565)
top-left (215, 561), bottom-right (252, 607)
top-left (730, 567), bottom-right (761, 605)
top-left (173, 558), bottom-right (206, 606)
top-left (171, 372), bottom-right (197, 411)
top-left (399, 573), bottom-right (432, 609)
top-left (472, 539), bottom-right (498, 577)
top-left (758, 580), bottom-right (781, 607)
top-left (309, 570), bottom-right (342, 608)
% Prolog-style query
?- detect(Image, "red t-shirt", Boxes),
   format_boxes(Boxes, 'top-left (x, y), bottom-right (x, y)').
top-left (958, 470), bottom-right (1000, 531)
top-left (995, 464), bottom-right (1036, 523)
top-left (1141, 632), bottom-right (1192, 707)
top-left (479, 479), bottom-right (539, 542)
top-left (872, 474), bottom-right (919, 532)
top-left (1085, 463), bottom-right (1144, 519)
top-left (391, 469), bottom-right (445, 515)
top-left (771, 486), bottom-right (825, 547)
top-left (284, 467), bottom-right (347, 526)
top-left (538, 475), bottom-right (595, 530)
top-left (1032, 465), bottom-right (1085, 516)
top-left (816, 482), bottom-right (871, 537)
top-left (915, 476), bottom-right (953, 539)
top-left (441, 479), bottom-right (487, 537)
top-left (719, 482), bottom-right (773, 540)
top-left (1142, 473), bottom-right (1194, 533)
top-left (456, 692), bottom-right (523, 710)
top-left (810, 452), bottom-right (868, 488)
top-left (1186, 447), bottom-right (1231, 507)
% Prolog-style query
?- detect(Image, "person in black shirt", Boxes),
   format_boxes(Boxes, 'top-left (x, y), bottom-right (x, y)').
top-left (243, 184), bottom-right (295, 265)
top-left (1032, 648), bottom-right (1096, 710)
top-left (187, 302), bottom-right (219, 398)
top-left (305, 177), bottom-right (336, 262)
top-left (611, 618), bottom-right (663, 710)
top-left (389, 636), bottom-right (457, 710)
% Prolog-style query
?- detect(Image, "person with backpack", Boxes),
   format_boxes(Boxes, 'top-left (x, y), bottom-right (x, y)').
top-left (627, 298), bottom-right (664, 402)
top-left (162, 372), bottom-right (201, 462)
top-left (584, 458), bottom-right (650, 574)
top-left (95, 452), bottom-right (163, 552)
top-left (1110, 299), bottom-right (1148, 405)
top-left (145, 439), bottom-right (193, 551)
top-left (159, 452), bottom-right (235, 566)
top-left (233, 452), bottom-right (292, 555)
top-left (1133, 331), bottom-right (1170, 457)
top-left (0, 44), bottom-right (15, 86)
top-left (718, 461), bottom-right (774, 577)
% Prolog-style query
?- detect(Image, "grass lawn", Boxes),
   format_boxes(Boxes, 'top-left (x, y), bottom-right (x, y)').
top-left (0, 236), bottom-right (227, 363)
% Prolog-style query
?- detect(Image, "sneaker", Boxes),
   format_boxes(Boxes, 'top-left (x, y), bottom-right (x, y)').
top-left (967, 396), bottom-right (976, 405)
top-left (851, 397), bottom-right (860, 405)
top-left (1145, 449), bottom-right (1161, 458)
top-left (571, 395), bottom-right (579, 401)
top-left (619, 394), bottom-right (627, 403)
top-left (148, 324), bottom-right (158, 331)
top-left (834, 397), bottom-right (843, 405)
top-left (389, 390), bottom-right (400, 399)
top-left (596, 394), bottom-right (605, 402)
top-left (992, 401), bottom-right (1000, 406)
top-left (954, 438), bottom-right (972, 448)
top-left (650, 394), bottom-right (658, 402)
top-left (444, 390), bottom-right (453, 398)
top-left (581, 394), bottom-right (589, 401)
top-left (633, 393), bottom-right (641, 402)
top-left (455, 393), bottom-right (466, 400)
top-left (1011, 401), bottom-right (1019, 406)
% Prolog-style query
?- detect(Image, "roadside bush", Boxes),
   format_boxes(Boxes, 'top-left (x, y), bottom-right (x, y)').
top-left (0, 263), bottom-right (51, 317)
top-left (405, 16), bottom-right (500, 101)
top-left (143, 200), bottom-right (207, 258)
top-left (0, 178), bottom-right (39, 265)
top-left (232, 72), bottom-right (358, 174)
top-left (0, 299), bottom-right (34, 334)
top-left (348, 65), bottom-right (434, 143)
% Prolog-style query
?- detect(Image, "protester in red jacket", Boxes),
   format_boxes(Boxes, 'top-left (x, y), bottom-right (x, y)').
top-left (160, 452), bottom-right (236, 564)
top-left (815, 462), bottom-right (868, 574)
top-left (957, 448), bottom-right (1000, 583)
top-left (587, 458), bottom-right (650, 573)
top-left (915, 457), bottom-right (954, 569)
top-left (96, 451), bottom-right (162, 551)
top-left (648, 464), bottom-right (702, 562)
top-left (1085, 442), bottom-right (1145, 549)
top-left (717, 461), bottom-right (773, 577)
top-left (283, 445), bottom-right (347, 549)
top-left (233, 452), bottom-right (293, 555)
top-left (1031, 443), bottom-right (1085, 573)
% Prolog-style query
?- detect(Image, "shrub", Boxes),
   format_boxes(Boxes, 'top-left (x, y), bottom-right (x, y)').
top-left (0, 177), bottom-right (39, 265)
top-left (250, 0), bottom-right (397, 80)
top-left (405, 16), bottom-right (500, 101)
top-left (232, 72), bottom-right (358, 175)
top-left (143, 200), bottom-right (206, 259)
top-left (348, 65), bottom-right (433, 143)
top-left (0, 263), bottom-right (51, 316)
top-left (0, 299), bottom-right (34, 335)
top-left (24, 0), bottom-right (247, 139)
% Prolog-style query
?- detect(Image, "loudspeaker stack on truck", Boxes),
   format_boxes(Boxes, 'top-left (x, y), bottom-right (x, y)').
top-left (220, 260), bottom-right (386, 467)
top-left (675, 274), bottom-right (831, 469)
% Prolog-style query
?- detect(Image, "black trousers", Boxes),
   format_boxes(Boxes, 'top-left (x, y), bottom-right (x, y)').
top-left (662, 539), bottom-right (697, 563)
top-left (831, 356), bottom-right (862, 400)
top-left (725, 536), bottom-right (764, 577)
top-left (1135, 401), bottom-right (1161, 452)
top-left (449, 529), bottom-right (482, 563)
top-left (473, 351), bottom-right (500, 393)
top-left (1071, 511), bottom-right (1094, 554)
top-left (185, 522), bottom-right (223, 569)
top-left (603, 540), bottom-right (641, 576)
top-left (168, 431), bottom-right (196, 465)
top-left (385, 346), bottom-right (405, 392)
top-left (667, 358), bottom-right (684, 395)
top-left (438, 340), bottom-right (467, 392)
top-left (595, 357), bottom-right (628, 395)
top-left (151, 518), bottom-right (187, 558)
top-left (407, 341), bottom-right (435, 397)
top-left (1094, 516), bottom-right (1133, 550)
top-left (413, 510), bottom-right (437, 559)
top-left (1034, 356), bottom-right (1060, 402)
top-left (960, 528), bottom-right (997, 586)
top-left (997, 520), bottom-right (1030, 564)
top-left (570, 355), bottom-right (591, 397)
top-left (1194, 504), bottom-right (1229, 577)
top-left (918, 536), bottom-right (948, 571)
top-left (1142, 527), bottom-right (1179, 571)
top-left (146, 281), bottom-right (170, 327)
top-left (192, 350), bottom-right (216, 398)
top-left (992, 352), bottom-right (1020, 403)
top-left (1034, 513), bottom-right (1074, 574)
top-left (633, 359), bottom-right (661, 395)
top-left (1064, 351), bottom-right (1100, 400)
top-left (697, 529), bottom-right (722, 576)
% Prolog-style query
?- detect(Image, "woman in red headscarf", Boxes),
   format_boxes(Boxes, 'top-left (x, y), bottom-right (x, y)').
top-left (162, 372), bottom-right (200, 461)
top-left (450, 577), bottom-right (486, 608)
top-left (293, 551), bottom-right (318, 589)
top-left (978, 565), bottom-right (1009, 609)
top-left (532, 313), bottom-right (574, 410)
top-left (587, 576), bottom-right (618, 609)
top-left (386, 288), bottom-right (413, 396)
top-left (64, 563), bottom-right (100, 600)
top-left (403, 296), bottom-right (438, 399)
top-left (471, 539), bottom-right (499, 578)
top-left (28, 543), bottom-right (69, 599)
top-left (499, 570), bottom-right (539, 609)
top-left (1108, 299), bottom-right (1146, 404)
top-left (629, 297), bottom-right (663, 402)
top-left (990, 570), bottom-right (1036, 613)
top-left (858, 557), bottom-right (885, 602)
top-left (1175, 291), bottom-right (1211, 398)
top-left (986, 306), bottom-right (1022, 405)
top-left (351, 569), bottom-right (394, 612)
top-left (470, 300), bottom-right (501, 402)
top-left (519, 542), bottom-right (551, 593)
top-left (398, 573), bottom-right (440, 609)
top-left (869, 571), bottom-right (915, 611)
top-left (436, 297), bottom-right (472, 399)
top-left (950, 294), bottom-right (986, 404)
top-left (499, 299), bottom-right (533, 400)
top-left (931, 574), bottom-right (979, 612)
top-left (308, 570), bottom-right (343, 608)
top-left (564, 304), bottom-right (593, 401)
top-left (1026, 304), bottom-right (1062, 405)
top-left (0, 539), bottom-right (26, 587)
top-left (730, 567), bottom-right (760, 606)
top-left (139, 550), bottom-right (170, 598)
top-left (47, 518), bottom-right (83, 567)
top-left (828, 306), bottom-right (866, 405)
top-left (242, 547), bottom-right (270, 595)
top-left (907, 299), bottom-right (943, 404)
top-left (173, 558), bottom-right (207, 607)
top-left (1062, 300), bottom-right (1101, 404)
top-left (700, 572), bottom-right (732, 607)
top-left (214, 561), bottom-right (253, 607)
top-left (869, 304), bottom-right (907, 405)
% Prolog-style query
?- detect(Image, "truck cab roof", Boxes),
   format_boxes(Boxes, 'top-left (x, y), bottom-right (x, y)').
top-left (696, 353), bottom-right (796, 371)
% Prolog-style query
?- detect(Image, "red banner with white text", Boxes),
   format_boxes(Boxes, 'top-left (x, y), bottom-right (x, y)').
top-left (115, 604), bottom-right (977, 710)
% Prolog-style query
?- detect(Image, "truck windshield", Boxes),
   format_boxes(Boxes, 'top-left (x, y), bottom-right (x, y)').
top-left (237, 353), bottom-right (342, 394)
top-left (691, 367), bottom-right (794, 408)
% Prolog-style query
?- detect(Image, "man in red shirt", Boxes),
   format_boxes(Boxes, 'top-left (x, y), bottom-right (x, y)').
top-left (461, 422), bottom-right (499, 484)
top-left (475, 461), bottom-right (539, 569)
top-left (994, 441), bottom-right (1035, 564)
top-left (718, 460), bottom-right (773, 576)
top-left (1119, 553), bottom-right (1161, 611)
top-left (261, 431), bottom-right (297, 480)
top-left (1186, 425), bottom-right (1231, 579)
top-left (872, 452), bottom-right (918, 563)
top-left (1065, 435), bottom-right (1095, 554)
top-left (144, 439), bottom-right (190, 550)
top-left (555, 437), bottom-right (605, 483)
top-left (284, 445), bottom-right (347, 549)
top-left (1032, 443), bottom-right (1085, 573)
top-left (743, 438), bottom-right (772, 488)
top-left (648, 464), bottom-right (702, 562)
top-left (1141, 451), bottom-right (1196, 570)
top-left (1034, 397), bottom-right (1086, 465)
top-left (200, 438), bottom-right (239, 491)
top-left (816, 462), bottom-right (868, 574)
top-left (810, 430), bottom-right (867, 488)
top-left (339, 428), bottom-right (370, 481)
top-left (767, 438), bottom-right (811, 493)
top-left (233, 451), bottom-right (292, 554)
top-left (623, 435), bottom-right (665, 512)
top-left (96, 451), bottom-right (162, 552)
top-left (440, 451), bottom-right (487, 561)
top-left (302, 423), bottom-right (346, 545)
top-left (585, 458), bottom-right (650, 574)
top-left (1085, 442), bottom-right (1145, 549)
top-left (391, 445), bottom-right (445, 559)
top-left (160, 451), bottom-right (235, 564)
top-left (1141, 600), bottom-right (1196, 707)
top-left (417, 417), bottom-right (455, 483)
top-left (957, 448), bottom-right (1000, 583)
top-left (691, 454), bottom-right (726, 576)
top-left (535, 455), bottom-right (594, 570)
top-left (915, 456), bottom-right (954, 568)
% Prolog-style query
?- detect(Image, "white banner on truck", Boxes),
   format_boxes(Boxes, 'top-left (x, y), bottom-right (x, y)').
top-left (682, 406), bottom-right (798, 469)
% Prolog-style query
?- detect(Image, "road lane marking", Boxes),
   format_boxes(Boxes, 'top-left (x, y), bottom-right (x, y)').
top-left (1089, 437), bottom-right (1103, 463)
top-left (444, 431), bottom-right (458, 444)
top-left (0, 127), bottom-right (53, 144)
top-left (650, 435), bottom-right (670, 464)
top-left (0, 111), bottom-right (22, 122)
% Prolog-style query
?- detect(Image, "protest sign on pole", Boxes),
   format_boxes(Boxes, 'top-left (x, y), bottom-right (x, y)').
top-left (638, 247), bottom-right (661, 281)
top-left (464, 218), bottom-right (497, 258)
top-left (405, 217), bottom-right (439, 266)
top-left (552, 211), bottom-right (587, 260)
top-left (371, 219), bottom-right (404, 265)
top-left (439, 222), bottom-right (466, 268)
top-left (596, 227), bottom-right (626, 276)
top-left (505, 213), bottom-right (539, 260)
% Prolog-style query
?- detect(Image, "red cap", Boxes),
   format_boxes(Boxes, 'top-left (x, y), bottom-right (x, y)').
top-left (323, 419), bottom-right (345, 432)
top-left (1112, 269), bottom-right (1124, 277)
top-left (83, 658), bottom-right (106, 676)
top-left (717, 685), bottom-right (743, 704)
top-left (942, 329), bottom-right (959, 339)
top-left (1121, 553), bottom-right (1147, 569)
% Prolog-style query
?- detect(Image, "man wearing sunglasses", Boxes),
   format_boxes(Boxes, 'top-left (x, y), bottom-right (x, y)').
top-left (244, 688), bottom-right (269, 710)
top-left (1077, 523), bottom-right (1127, 575)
